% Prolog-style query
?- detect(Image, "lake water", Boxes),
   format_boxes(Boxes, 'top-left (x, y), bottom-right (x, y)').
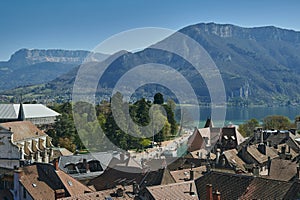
top-left (176, 106), bottom-right (300, 127)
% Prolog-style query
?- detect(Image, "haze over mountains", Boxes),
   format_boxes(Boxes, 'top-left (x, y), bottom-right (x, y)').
top-left (0, 49), bottom-right (108, 90)
top-left (2, 23), bottom-right (300, 105)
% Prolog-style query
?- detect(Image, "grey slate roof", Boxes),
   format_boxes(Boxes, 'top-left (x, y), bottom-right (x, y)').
top-left (0, 104), bottom-right (60, 119)
top-left (58, 152), bottom-right (121, 180)
top-left (0, 104), bottom-right (16, 119)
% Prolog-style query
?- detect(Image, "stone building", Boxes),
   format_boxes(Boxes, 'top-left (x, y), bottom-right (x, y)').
top-left (0, 121), bottom-right (53, 169)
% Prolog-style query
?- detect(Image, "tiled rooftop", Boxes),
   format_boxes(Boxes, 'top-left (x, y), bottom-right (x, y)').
top-left (0, 121), bottom-right (46, 142)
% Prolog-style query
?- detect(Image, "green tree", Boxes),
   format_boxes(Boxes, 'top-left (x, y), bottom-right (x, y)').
top-left (238, 118), bottom-right (260, 137)
top-left (163, 104), bottom-right (178, 136)
top-left (132, 98), bottom-right (151, 126)
top-left (263, 115), bottom-right (292, 130)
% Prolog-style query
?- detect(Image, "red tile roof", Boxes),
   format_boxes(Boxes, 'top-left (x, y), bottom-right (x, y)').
top-left (18, 163), bottom-right (92, 200)
top-left (0, 121), bottom-right (46, 142)
top-left (59, 186), bottom-right (135, 200)
top-left (146, 180), bottom-right (198, 200)
top-left (170, 166), bottom-right (206, 183)
top-left (195, 171), bottom-right (300, 199)
top-left (56, 170), bottom-right (93, 196)
top-left (267, 158), bottom-right (298, 181)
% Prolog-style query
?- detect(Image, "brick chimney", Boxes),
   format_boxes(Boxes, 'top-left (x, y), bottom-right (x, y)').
top-left (55, 189), bottom-right (65, 199)
top-left (213, 190), bottom-right (221, 200)
top-left (206, 184), bottom-right (213, 200)
top-left (53, 158), bottom-right (59, 171)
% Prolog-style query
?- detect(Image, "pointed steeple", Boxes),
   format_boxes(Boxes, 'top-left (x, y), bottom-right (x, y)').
top-left (204, 117), bottom-right (214, 128)
top-left (17, 102), bottom-right (25, 121)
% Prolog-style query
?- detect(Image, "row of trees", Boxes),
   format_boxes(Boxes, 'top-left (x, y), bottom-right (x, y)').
top-left (238, 115), bottom-right (296, 137)
top-left (47, 93), bottom-right (178, 152)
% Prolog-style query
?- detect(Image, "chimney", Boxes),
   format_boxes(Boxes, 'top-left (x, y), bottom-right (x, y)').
top-left (254, 129), bottom-right (257, 143)
top-left (206, 184), bottom-right (213, 200)
top-left (14, 168), bottom-right (24, 179)
top-left (258, 143), bottom-right (266, 155)
top-left (189, 182), bottom-right (195, 195)
top-left (216, 149), bottom-right (221, 165)
top-left (53, 158), bottom-right (59, 171)
top-left (285, 131), bottom-right (289, 140)
top-left (267, 156), bottom-right (271, 176)
top-left (220, 157), bottom-right (226, 167)
top-left (253, 166), bottom-right (260, 177)
top-left (241, 145), bottom-right (247, 157)
top-left (281, 145), bottom-right (286, 154)
top-left (213, 190), bottom-right (221, 200)
top-left (260, 130), bottom-right (264, 143)
top-left (268, 141), bottom-right (272, 147)
top-left (83, 158), bottom-right (89, 172)
top-left (190, 170), bottom-right (194, 181)
top-left (55, 189), bottom-right (65, 199)
top-left (132, 181), bottom-right (139, 195)
top-left (120, 153), bottom-right (125, 162)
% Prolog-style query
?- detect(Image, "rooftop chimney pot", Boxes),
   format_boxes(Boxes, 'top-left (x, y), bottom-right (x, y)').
top-left (206, 184), bottom-right (213, 200)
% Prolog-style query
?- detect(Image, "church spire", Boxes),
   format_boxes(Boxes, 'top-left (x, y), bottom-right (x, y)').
top-left (204, 117), bottom-right (214, 128)
top-left (17, 100), bottom-right (25, 121)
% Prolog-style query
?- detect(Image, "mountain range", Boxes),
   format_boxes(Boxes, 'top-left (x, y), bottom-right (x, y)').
top-left (0, 49), bottom-right (108, 91)
top-left (2, 23), bottom-right (300, 106)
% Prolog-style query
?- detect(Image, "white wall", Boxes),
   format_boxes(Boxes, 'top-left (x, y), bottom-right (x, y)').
top-left (0, 130), bottom-right (20, 169)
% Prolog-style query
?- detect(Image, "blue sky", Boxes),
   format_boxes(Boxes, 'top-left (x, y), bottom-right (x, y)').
top-left (0, 0), bottom-right (300, 60)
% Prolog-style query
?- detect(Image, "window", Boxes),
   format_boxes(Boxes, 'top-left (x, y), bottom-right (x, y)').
top-left (88, 160), bottom-right (103, 172)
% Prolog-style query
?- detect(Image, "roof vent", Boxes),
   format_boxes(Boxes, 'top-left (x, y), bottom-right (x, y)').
top-left (32, 183), bottom-right (37, 187)
top-left (67, 180), bottom-right (73, 186)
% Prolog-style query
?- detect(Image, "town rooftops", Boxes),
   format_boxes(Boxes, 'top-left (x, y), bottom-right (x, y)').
top-left (146, 180), bottom-right (198, 200)
top-left (170, 166), bottom-right (206, 182)
top-left (195, 171), bottom-right (300, 199)
top-left (222, 148), bottom-right (246, 172)
top-left (17, 163), bottom-right (92, 200)
top-left (58, 152), bottom-right (118, 180)
top-left (266, 158), bottom-right (298, 181)
top-left (59, 185), bottom-right (135, 200)
top-left (88, 166), bottom-right (175, 191)
top-left (221, 126), bottom-right (245, 146)
top-left (246, 144), bottom-right (279, 164)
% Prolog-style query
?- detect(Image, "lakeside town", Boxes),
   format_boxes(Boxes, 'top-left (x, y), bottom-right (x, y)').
top-left (2, 1), bottom-right (300, 199)
top-left (1, 101), bottom-right (300, 199)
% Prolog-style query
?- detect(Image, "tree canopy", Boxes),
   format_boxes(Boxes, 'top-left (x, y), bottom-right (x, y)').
top-left (48, 93), bottom-right (178, 152)
top-left (238, 118), bottom-right (259, 137)
top-left (263, 115), bottom-right (292, 130)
